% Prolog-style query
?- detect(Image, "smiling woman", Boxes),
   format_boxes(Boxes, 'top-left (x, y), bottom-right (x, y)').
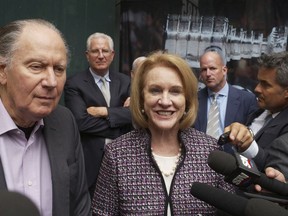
top-left (91, 52), bottom-right (235, 216)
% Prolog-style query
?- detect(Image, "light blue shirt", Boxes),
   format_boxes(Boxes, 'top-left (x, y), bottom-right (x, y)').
top-left (0, 99), bottom-right (52, 216)
top-left (89, 68), bottom-right (111, 90)
top-left (207, 82), bottom-right (229, 136)
top-left (89, 68), bottom-right (113, 144)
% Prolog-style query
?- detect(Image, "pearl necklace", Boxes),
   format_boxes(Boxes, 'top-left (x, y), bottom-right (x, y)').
top-left (151, 145), bottom-right (182, 177)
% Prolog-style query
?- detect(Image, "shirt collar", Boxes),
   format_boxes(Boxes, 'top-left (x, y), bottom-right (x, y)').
top-left (208, 82), bottom-right (229, 98)
top-left (0, 99), bottom-right (44, 135)
top-left (89, 68), bottom-right (111, 83)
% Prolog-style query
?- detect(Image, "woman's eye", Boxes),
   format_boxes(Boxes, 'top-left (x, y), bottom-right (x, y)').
top-left (170, 87), bottom-right (182, 95)
top-left (149, 88), bottom-right (161, 94)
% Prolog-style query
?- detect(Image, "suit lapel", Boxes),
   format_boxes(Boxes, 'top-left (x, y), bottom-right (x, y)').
top-left (197, 88), bottom-right (209, 131)
top-left (84, 69), bottom-right (108, 105)
top-left (246, 109), bottom-right (265, 126)
top-left (254, 109), bottom-right (287, 140)
top-left (43, 113), bottom-right (69, 215)
top-left (225, 86), bottom-right (240, 126)
top-left (109, 73), bottom-right (121, 107)
top-left (0, 158), bottom-right (7, 190)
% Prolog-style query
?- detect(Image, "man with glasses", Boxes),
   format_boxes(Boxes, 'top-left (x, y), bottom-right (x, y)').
top-left (193, 46), bottom-right (258, 153)
top-left (64, 32), bottom-right (133, 198)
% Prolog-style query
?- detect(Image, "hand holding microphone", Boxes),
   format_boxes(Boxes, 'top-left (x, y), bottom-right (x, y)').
top-left (191, 182), bottom-right (288, 216)
top-left (208, 149), bottom-right (288, 196)
top-left (255, 167), bottom-right (287, 192)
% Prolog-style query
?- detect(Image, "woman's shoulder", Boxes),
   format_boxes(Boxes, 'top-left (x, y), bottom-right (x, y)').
top-left (106, 129), bottom-right (149, 151)
top-left (180, 128), bottom-right (219, 149)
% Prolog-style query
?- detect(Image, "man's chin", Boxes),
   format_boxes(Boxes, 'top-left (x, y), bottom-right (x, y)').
top-left (257, 100), bottom-right (265, 109)
top-left (34, 105), bottom-right (56, 117)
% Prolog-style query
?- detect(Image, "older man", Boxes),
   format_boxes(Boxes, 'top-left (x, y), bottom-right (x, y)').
top-left (64, 32), bottom-right (133, 198)
top-left (0, 19), bottom-right (91, 216)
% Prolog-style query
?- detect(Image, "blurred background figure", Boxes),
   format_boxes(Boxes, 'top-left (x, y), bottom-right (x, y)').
top-left (130, 56), bottom-right (146, 79)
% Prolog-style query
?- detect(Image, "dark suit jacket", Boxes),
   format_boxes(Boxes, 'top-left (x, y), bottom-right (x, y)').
top-left (64, 69), bottom-right (133, 187)
top-left (0, 105), bottom-right (91, 216)
top-left (194, 85), bottom-right (258, 133)
top-left (193, 85), bottom-right (258, 153)
top-left (266, 132), bottom-right (288, 180)
top-left (248, 107), bottom-right (288, 176)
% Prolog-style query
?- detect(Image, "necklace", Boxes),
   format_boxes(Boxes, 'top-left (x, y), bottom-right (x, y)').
top-left (151, 145), bottom-right (182, 177)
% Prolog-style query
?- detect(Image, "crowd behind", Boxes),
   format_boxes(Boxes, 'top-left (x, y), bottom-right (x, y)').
top-left (0, 18), bottom-right (288, 216)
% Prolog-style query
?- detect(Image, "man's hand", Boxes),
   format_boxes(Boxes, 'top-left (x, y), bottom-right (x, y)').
top-left (224, 122), bottom-right (254, 152)
top-left (87, 106), bottom-right (108, 117)
top-left (123, 97), bottom-right (130, 107)
top-left (255, 167), bottom-right (286, 192)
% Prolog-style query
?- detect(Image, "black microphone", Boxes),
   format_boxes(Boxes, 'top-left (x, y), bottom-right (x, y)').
top-left (191, 182), bottom-right (288, 216)
top-left (208, 150), bottom-right (288, 196)
top-left (0, 191), bottom-right (40, 216)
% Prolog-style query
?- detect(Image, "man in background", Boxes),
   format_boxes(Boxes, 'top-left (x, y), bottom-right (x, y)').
top-left (0, 19), bottom-right (91, 216)
top-left (193, 46), bottom-right (258, 152)
top-left (131, 56), bottom-right (146, 79)
top-left (225, 51), bottom-right (288, 178)
top-left (64, 32), bottom-right (133, 198)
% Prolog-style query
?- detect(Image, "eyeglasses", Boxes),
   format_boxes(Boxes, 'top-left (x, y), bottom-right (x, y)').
top-left (88, 49), bottom-right (112, 57)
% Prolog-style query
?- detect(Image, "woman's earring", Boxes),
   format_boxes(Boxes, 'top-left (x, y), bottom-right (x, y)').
top-left (141, 109), bottom-right (145, 113)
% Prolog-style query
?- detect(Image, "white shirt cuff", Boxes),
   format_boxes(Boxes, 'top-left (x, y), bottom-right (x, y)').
top-left (241, 140), bottom-right (259, 158)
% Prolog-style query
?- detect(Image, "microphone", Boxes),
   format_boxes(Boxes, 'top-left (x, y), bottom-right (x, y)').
top-left (0, 191), bottom-right (40, 216)
top-left (208, 150), bottom-right (288, 196)
top-left (191, 182), bottom-right (288, 216)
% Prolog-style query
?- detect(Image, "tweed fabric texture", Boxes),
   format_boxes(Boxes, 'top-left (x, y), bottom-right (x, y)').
top-left (92, 128), bottom-right (234, 215)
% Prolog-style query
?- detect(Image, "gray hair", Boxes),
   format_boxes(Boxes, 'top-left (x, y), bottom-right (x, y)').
top-left (203, 45), bottom-right (226, 65)
top-left (258, 52), bottom-right (288, 88)
top-left (86, 32), bottom-right (114, 51)
top-left (132, 56), bottom-right (146, 71)
top-left (0, 19), bottom-right (70, 66)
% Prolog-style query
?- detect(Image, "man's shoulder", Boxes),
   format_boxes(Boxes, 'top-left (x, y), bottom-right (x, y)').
top-left (45, 105), bottom-right (74, 122)
top-left (110, 71), bottom-right (130, 81)
top-left (277, 107), bottom-right (288, 119)
top-left (67, 68), bottom-right (89, 80)
top-left (198, 87), bottom-right (208, 97)
top-left (229, 84), bottom-right (256, 99)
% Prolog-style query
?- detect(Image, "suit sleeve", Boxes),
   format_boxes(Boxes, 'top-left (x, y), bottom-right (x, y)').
top-left (64, 76), bottom-right (132, 138)
top-left (265, 133), bottom-right (288, 180)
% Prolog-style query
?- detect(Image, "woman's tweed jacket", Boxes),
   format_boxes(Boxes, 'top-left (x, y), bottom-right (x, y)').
top-left (92, 128), bottom-right (234, 215)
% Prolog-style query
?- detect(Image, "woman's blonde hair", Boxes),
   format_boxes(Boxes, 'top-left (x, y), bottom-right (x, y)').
top-left (130, 52), bottom-right (198, 129)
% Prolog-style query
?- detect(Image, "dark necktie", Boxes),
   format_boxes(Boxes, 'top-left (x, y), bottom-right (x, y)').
top-left (255, 112), bottom-right (273, 136)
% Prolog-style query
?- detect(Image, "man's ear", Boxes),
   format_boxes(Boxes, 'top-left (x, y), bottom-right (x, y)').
top-left (0, 64), bottom-right (7, 85)
top-left (284, 88), bottom-right (288, 99)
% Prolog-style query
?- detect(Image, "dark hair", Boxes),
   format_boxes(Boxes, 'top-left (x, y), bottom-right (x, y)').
top-left (258, 52), bottom-right (288, 88)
